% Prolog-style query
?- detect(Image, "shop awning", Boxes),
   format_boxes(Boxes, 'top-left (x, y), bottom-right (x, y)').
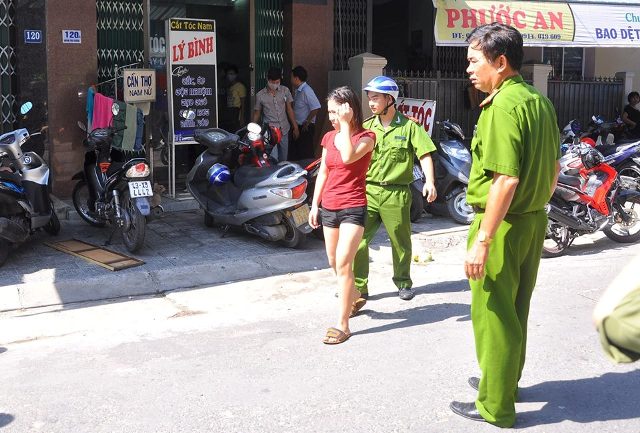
top-left (434, 0), bottom-right (640, 47)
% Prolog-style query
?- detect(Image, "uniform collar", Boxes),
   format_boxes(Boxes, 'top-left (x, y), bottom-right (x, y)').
top-left (372, 110), bottom-right (404, 129)
top-left (479, 74), bottom-right (523, 108)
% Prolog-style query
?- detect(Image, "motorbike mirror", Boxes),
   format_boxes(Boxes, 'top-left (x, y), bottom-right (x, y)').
top-left (19, 101), bottom-right (33, 116)
top-left (247, 122), bottom-right (261, 135)
top-left (180, 109), bottom-right (196, 120)
top-left (111, 103), bottom-right (120, 116)
top-left (77, 121), bottom-right (87, 132)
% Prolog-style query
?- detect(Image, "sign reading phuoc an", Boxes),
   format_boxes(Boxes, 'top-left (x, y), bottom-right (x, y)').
top-left (166, 18), bottom-right (217, 143)
top-left (396, 98), bottom-right (437, 137)
top-left (123, 69), bottom-right (157, 103)
top-left (435, 0), bottom-right (640, 47)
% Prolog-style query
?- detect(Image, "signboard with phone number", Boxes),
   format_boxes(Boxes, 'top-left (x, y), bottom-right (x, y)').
top-left (62, 30), bottom-right (81, 44)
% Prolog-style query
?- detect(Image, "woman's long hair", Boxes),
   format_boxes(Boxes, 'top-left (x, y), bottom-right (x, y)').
top-left (327, 86), bottom-right (364, 134)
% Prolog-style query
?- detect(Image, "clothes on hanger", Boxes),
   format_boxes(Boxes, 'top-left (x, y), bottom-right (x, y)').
top-left (92, 92), bottom-right (114, 129)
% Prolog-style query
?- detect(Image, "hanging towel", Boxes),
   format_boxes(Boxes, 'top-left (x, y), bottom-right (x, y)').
top-left (92, 92), bottom-right (114, 129)
top-left (111, 101), bottom-right (127, 149)
top-left (134, 108), bottom-right (145, 152)
top-left (86, 87), bottom-right (95, 132)
top-left (121, 103), bottom-right (138, 151)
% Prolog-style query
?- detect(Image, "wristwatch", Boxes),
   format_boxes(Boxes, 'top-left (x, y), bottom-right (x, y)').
top-left (477, 230), bottom-right (492, 245)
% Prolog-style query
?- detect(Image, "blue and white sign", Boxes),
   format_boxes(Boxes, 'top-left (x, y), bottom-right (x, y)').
top-left (62, 30), bottom-right (81, 44)
top-left (24, 30), bottom-right (43, 44)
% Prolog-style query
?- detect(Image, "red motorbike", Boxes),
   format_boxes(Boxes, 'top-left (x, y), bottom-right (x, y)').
top-left (544, 143), bottom-right (640, 257)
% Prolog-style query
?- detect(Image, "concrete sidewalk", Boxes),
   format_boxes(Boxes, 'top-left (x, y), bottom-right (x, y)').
top-left (0, 197), bottom-right (468, 312)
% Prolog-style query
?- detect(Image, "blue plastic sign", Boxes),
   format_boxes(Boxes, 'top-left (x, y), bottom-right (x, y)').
top-left (62, 30), bottom-right (81, 44)
top-left (24, 30), bottom-right (42, 44)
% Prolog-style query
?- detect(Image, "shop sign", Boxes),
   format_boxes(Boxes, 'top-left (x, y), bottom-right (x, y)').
top-left (396, 98), bottom-right (437, 136)
top-left (166, 18), bottom-right (217, 143)
top-left (123, 69), bottom-right (157, 103)
top-left (435, 0), bottom-right (640, 47)
top-left (62, 30), bottom-right (81, 44)
top-left (24, 30), bottom-right (43, 44)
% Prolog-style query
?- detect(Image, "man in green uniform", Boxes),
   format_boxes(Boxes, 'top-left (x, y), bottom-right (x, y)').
top-left (353, 76), bottom-right (437, 302)
top-left (449, 24), bottom-right (561, 427)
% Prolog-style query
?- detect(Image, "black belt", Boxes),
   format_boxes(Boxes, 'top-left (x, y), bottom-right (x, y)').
top-left (472, 205), bottom-right (484, 213)
top-left (367, 181), bottom-right (407, 187)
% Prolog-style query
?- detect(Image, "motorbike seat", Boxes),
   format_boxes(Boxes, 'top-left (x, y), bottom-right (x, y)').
top-left (558, 173), bottom-right (582, 189)
top-left (233, 165), bottom-right (280, 189)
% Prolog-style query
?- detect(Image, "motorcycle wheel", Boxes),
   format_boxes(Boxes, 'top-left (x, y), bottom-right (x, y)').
top-left (446, 187), bottom-right (474, 225)
top-left (409, 184), bottom-right (424, 223)
top-left (160, 145), bottom-right (169, 166)
top-left (72, 180), bottom-right (106, 227)
top-left (44, 208), bottom-right (60, 235)
top-left (603, 200), bottom-right (640, 243)
top-left (542, 220), bottom-right (571, 258)
top-left (617, 161), bottom-right (640, 180)
top-left (280, 215), bottom-right (306, 249)
top-left (0, 238), bottom-right (8, 267)
top-left (204, 212), bottom-right (215, 228)
top-left (121, 191), bottom-right (146, 253)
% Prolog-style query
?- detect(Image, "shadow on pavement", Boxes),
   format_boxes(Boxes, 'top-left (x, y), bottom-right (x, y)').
top-left (0, 347), bottom-right (6, 354)
top-left (516, 370), bottom-right (640, 428)
top-left (0, 413), bottom-right (14, 428)
top-left (352, 301), bottom-right (470, 336)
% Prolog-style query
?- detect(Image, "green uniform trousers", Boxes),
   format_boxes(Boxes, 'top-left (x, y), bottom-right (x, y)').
top-left (469, 210), bottom-right (547, 428)
top-left (354, 183), bottom-right (412, 293)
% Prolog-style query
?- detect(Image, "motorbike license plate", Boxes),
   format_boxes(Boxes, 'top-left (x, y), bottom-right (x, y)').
top-left (128, 181), bottom-right (153, 198)
top-left (291, 204), bottom-right (310, 227)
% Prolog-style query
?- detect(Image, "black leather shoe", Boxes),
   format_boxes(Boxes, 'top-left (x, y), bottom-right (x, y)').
top-left (398, 288), bottom-right (415, 300)
top-left (449, 401), bottom-right (485, 422)
top-left (468, 376), bottom-right (480, 391)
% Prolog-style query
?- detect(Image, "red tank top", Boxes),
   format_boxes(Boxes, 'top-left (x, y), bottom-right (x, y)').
top-left (320, 129), bottom-right (375, 210)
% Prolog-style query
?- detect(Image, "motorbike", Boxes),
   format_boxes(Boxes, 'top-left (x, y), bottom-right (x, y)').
top-left (0, 102), bottom-right (60, 267)
top-left (186, 119), bottom-right (311, 248)
top-left (544, 142), bottom-right (640, 257)
top-left (72, 104), bottom-right (155, 253)
top-left (411, 120), bottom-right (474, 224)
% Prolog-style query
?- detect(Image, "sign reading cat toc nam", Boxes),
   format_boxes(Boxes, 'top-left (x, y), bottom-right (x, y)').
top-left (123, 69), bottom-right (157, 103)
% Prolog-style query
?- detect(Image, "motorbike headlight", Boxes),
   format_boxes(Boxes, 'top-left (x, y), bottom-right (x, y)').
top-left (440, 142), bottom-right (472, 163)
top-left (125, 162), bottom-right (150, 178)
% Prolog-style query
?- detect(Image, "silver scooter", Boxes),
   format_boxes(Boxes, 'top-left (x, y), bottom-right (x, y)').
top-left (0, 102), bottom-right (59, 266)
top-left (186, 121), bottom-right (312, 248)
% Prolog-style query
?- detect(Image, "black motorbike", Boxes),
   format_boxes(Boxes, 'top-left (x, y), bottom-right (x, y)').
top-left (0, 102), bottom-right (59, 266)
top-left (72, 114), bottom-right (155, 253)
top-left (411, 120), bottom-right (473, 224)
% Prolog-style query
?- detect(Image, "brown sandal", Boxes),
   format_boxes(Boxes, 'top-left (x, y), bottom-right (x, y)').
top-left (323, 327), bottom-right (351, 344)
top-left (349, 297), bottom-right (367, 318)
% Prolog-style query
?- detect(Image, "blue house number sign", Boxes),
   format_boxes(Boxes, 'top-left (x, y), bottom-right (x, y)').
top-left (24, 30), bottom-right (42, 44)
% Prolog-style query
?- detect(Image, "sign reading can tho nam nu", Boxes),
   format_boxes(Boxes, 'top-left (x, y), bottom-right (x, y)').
top-left (123, 69), bottom-right (157, 103)
top-left (435, 0), bottom-right (640, 47)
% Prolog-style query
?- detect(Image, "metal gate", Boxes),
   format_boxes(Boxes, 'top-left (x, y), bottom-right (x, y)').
top-left (334, 0), bottom-right (368, 70)
top-left (96, 0), bottom-right (144, 95)
top-left (254, 0), bottom-right (283, 90)
top-left (0, 0), bottom-right (15, 133)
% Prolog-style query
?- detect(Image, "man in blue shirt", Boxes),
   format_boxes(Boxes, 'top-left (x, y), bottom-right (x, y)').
top-left (290, 66), bottom-right (321, 160)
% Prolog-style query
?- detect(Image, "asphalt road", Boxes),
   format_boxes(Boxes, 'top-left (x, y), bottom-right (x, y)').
top-left (1, 233), bottom-right (639, 432)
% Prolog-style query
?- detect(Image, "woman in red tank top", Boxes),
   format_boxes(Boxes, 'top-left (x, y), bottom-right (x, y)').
top-left (308, 86), bottom-right (375, 344)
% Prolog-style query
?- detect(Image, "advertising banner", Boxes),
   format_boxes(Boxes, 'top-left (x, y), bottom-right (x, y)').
top-left (396, 98), bottom-right (437, 137)
top-left (435, 0), bottom-right (640, 47)
top-left (166, 18), bottom-right (217, 143)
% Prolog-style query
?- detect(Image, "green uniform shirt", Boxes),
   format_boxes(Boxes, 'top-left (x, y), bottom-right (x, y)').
top-left (363, 111), bottom-right (436, 185)
top-left (467, 75), bottom-right (561, 214)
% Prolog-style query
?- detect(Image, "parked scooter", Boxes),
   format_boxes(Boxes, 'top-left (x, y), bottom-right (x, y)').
top-left (0, 102), bottom-right (60, 267)
top-left (72, 104), bottom-right (154, 253)
top-left (544, 142), bottom-right (640, 257)
top-left (186, 119), bottom-right (312, 248)
top-left (410, 120), bottom-right (473, 224)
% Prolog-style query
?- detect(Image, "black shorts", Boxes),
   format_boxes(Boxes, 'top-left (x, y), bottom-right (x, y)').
top-left (320, 206), bottom-right (367, 228)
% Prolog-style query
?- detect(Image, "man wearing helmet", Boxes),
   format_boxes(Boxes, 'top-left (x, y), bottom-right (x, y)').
top-left (353, 75), bottom-right (437, 302)
top-left (449, 24), bottom-right (561, 428)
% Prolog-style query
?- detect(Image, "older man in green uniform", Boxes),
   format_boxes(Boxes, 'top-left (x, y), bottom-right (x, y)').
top-left (353, 76), bottom-right (437, 302)
top-left (449, 24), bottom-right (561, 428)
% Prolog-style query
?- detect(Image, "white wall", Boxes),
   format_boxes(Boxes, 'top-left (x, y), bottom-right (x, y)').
top-left (594, 48), bottom-right (640, 87)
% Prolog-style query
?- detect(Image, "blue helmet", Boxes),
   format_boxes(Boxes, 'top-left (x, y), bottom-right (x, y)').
top-left (363, 75), bottom-right (399, 101)
top-left (207, 163), bottom-right (231, 185)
